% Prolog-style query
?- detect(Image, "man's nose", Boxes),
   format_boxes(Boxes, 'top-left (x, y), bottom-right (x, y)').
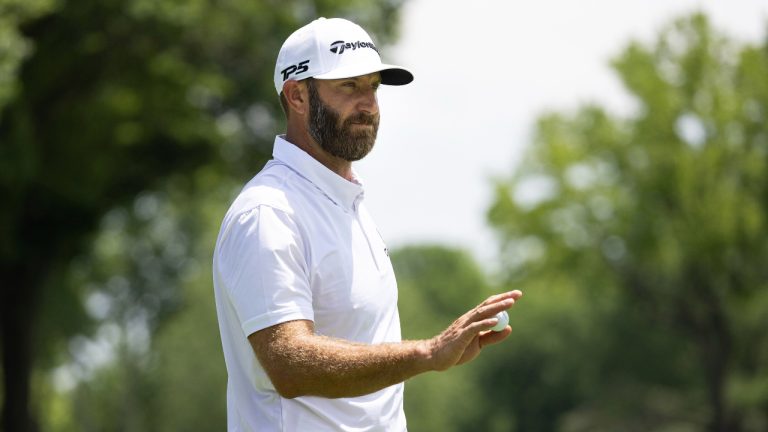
top-left (357, 89), bottom-right (379, 115)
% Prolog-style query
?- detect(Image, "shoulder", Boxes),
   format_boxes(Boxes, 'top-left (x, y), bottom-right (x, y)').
top-left (216, 165), bottom-right (307, 253)
top-left (230, 162), bottom-right (298, 215)
top-left (220, 161), bottom-right (319, 238)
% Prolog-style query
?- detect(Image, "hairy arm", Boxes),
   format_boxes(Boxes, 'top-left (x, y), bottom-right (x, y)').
top-left (249, 290), bottom-right (522, 399)
top-left (250, 320), bottom-right (431, 399)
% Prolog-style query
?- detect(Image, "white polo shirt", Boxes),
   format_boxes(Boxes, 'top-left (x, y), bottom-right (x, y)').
top-left (213, 135), bottom-right (406, 432)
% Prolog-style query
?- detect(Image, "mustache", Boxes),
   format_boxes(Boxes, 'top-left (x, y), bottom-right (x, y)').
top-left (345, 112), bottom-right (379, 126)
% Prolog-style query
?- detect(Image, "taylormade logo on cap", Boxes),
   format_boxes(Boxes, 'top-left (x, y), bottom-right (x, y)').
top-left (329, 40), bottom-right (379, 54)
top-left (274, 17), bottom-right (413, 95)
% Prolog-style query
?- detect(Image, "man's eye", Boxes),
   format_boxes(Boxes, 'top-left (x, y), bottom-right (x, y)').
top-left (343, 81), bottom-right (357, 88)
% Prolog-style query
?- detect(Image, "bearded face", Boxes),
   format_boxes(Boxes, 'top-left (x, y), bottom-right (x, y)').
top-left (307, 79), bottom-right (380, 162)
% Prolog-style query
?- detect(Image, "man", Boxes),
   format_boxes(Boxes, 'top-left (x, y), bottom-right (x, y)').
top-left (212, 17), bottom-right (522, 431)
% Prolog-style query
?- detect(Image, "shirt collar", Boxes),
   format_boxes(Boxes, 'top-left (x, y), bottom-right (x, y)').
top-left (272, 135), bottom-right (365, 212)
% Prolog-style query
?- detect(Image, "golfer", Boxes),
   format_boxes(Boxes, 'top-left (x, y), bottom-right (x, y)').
top-left (212, 17), bottom-right (522, 432)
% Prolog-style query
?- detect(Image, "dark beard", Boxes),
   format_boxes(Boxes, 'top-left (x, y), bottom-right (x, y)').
top-left (307, 79), bottom-right (379, 162)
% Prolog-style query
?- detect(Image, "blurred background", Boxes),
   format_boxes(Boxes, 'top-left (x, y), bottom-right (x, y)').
top-left (1, 0), bottom-right (767, 431)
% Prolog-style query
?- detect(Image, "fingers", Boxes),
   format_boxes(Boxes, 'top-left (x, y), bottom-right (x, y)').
top-left (429, 291), bottom-right (522, 371)
top-left (472, 292), bottom-right (521, 323)
top-left (480, 290), bottom-right (523, 306)
top-left (470, 290), bottom-right (522, 338)
top-left (478, 326), bottom-right (512, 348)
top-left (465, 316), bottom-right (501, 334)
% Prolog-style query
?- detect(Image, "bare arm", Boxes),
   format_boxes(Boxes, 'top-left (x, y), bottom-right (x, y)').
top-left (249, 290), bottom-right (523, 399)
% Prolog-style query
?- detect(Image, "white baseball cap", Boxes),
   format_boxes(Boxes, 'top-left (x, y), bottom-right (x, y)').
top-left (274, 17), bottom-right (414, 95)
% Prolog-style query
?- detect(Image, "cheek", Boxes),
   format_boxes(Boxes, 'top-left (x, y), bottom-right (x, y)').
top-left (339, 102), bottom-right (358, 118)
top-left (339, 109), bottom-right (358, 124)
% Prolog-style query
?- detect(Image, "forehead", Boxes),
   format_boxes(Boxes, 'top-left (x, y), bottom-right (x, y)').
top-left (320, 72), bottom-right (382, 85)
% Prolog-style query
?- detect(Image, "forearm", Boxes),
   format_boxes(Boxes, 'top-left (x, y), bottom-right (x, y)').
top-left (250, 290), bottom-right (522, 399)
top-left (251, 320), bottom-right (434, 399)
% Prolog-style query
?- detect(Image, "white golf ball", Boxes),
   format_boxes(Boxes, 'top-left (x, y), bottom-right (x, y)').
top-left (491, 310), bottom-right (509, 332)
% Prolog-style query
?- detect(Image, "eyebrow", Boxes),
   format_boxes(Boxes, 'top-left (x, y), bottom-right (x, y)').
top-left (338, 77), bottom-right (382, 87)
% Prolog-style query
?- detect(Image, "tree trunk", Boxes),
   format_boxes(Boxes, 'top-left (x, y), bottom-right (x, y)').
top-left (1, 263), bottom-right (40, 432)
top-left (706, 347), bottom-right (727, 432)
top-left (702, 296), bottom-right (735, 432)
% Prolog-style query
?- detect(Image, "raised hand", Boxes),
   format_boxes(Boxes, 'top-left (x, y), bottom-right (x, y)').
top-left (427, 290), bottom-right (523, 371)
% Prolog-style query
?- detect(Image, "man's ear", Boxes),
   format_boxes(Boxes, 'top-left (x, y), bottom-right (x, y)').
top-left (283, 80), bottom-right (309, 116)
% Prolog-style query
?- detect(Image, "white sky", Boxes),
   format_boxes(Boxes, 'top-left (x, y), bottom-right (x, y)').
top-left (357, 0), bottom-right (768, 269)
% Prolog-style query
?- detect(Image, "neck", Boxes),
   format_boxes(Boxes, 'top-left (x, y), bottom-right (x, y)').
top-left (285, 123), bottom-right (354, 182)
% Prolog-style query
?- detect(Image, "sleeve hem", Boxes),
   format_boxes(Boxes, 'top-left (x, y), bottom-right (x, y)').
top-left (242, 307), bottom-right (315, 336)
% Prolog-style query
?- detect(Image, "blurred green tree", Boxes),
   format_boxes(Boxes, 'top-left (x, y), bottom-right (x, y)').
top-left (487, 13), bottom-right (768, 432)
top-left (392, 245), bottom-right (496, 432)
top-left (0, 0), bottom-right (406, 430)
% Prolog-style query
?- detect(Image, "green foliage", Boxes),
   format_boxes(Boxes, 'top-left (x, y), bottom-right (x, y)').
top-left (392, 245), bottom-right (492, 432)
top-left (0, 0), bottom-right (57, 112)
top-left (0, 0), bottom-right (407, 430)
top-left (488, 13), bottom-right (768, 431)
top-left (395, 244), bottom-right (490, 327)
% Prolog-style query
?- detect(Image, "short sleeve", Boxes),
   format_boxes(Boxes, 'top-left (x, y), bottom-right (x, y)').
top-left (215, 205), bottom-right (313, 336)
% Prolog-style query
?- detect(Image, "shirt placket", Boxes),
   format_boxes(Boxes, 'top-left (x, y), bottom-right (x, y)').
top-left (352, 192), bottom-right (382, 272)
